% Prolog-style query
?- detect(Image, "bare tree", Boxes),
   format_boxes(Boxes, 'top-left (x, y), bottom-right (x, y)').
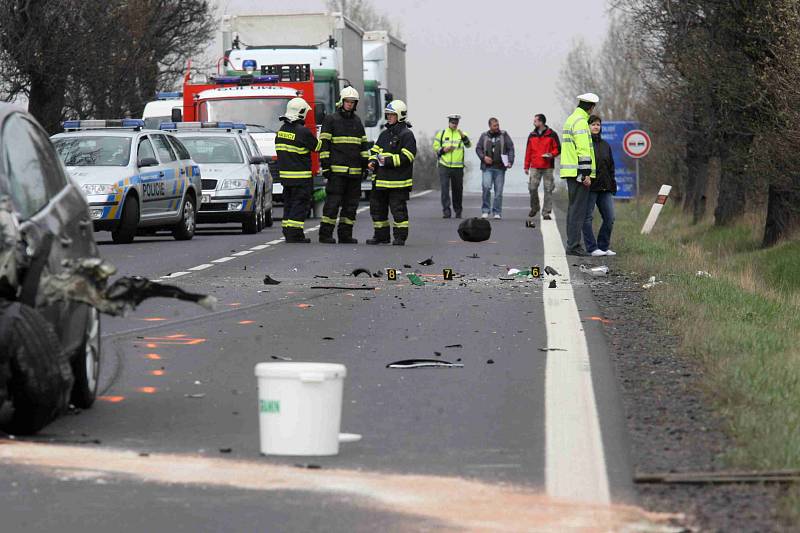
top-left (327, 0), bottom-right (398, 34)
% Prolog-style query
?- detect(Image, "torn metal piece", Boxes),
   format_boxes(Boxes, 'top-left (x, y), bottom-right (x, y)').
top-left (271, 355), bottom-right (292, 361)
top-left (419, 257), bottom-right (434, 266)
top-left (351, 268), bottom-right (372, 277)
top-left (544, 266), bottom-right (560, 276)
top-left (263, 275), bottom-right (281, 285)
top-left (313, 275), bottom-right (329, 279)
top-left (445, 344), bottom-right (463, 348)
top-left (386, 358), bottom-right (464, 369)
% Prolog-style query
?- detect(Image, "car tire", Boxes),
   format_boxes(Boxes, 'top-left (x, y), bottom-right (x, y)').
top-left (111, 195), bottom-right (139, 244)
top-left (172, 195), bottom-right (196, 241)
top-left (0, 301), bottom-right (73, 435)
top-left (70, 306), bottom-right (100, 409)
top-left (242, 194), bottom-right (259, 234)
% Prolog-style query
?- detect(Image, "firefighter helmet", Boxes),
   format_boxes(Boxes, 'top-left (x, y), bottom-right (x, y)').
top-left (281, 97), bottom-right (311, 122)
top-left (385, 99), bottom-right (408, 122)
top-left (337, 86), bottom-right (360, 109)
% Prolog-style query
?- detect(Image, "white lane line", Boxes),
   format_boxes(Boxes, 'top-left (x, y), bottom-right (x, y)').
top-left (250, 244), bottom-right (270, 251)
top-left (231, 250), bottom-right (254, 256)
top-left (211, 257), bottom-right (236, 263)
top-left (188, 264), bottom-right (213, 271)
top-left (160, 271), bottom-right (190, 279)
top-left (540, 193), bottom-right (610, 504)
top-left (267, 239), bottom-right (284, 245)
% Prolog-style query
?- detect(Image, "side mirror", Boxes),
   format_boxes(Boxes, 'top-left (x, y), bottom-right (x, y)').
top-left (249, 155), bottom-right (265, 165)
top-left (138, 157), bottom-right (159, 167)
top-left (314, 102), bottom-right (326, 125)
top-left (170, 108), bottom-right (183, 123)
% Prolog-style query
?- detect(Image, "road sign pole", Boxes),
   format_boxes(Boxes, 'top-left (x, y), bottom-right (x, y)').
top-left (635, 158), bottom-right (640, 215)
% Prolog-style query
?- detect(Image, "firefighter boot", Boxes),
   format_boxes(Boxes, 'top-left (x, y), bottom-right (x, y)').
top-left (366, 227), bottom-right (390, 245)
top-left (337, 223), bottom-right (358, 244)
top-left (318, 216), bottom-right (336, 243)
top-left (284, 228), bottom-right (310, 243)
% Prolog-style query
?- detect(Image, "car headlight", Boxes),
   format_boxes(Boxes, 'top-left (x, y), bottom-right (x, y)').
top-left (219, 178), bottom-right (250, 190)
top-left (81, 183), bottom-right (117, 195)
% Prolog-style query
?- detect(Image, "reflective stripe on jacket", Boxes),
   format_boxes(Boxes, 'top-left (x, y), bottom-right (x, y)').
top-left (276, 121), bottom-right (320, 183)
top-left (319, 109), bottom-right (370, 177)
top-left (560, 107), bottom-right (595, 179)
top-left (369, 122), bottom-right (417, 190)
top-left (433, 128), bottom-right (471, 168)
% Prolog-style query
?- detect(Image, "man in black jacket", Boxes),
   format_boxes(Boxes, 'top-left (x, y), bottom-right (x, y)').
top-left (275, 97), bottom-right (321, 243)
top-left (583, 115), bottom-right (617, 256)
top-left (318, 86), bottom-right (370, 244)
top-left (366, 100), bottom-right (416, 246)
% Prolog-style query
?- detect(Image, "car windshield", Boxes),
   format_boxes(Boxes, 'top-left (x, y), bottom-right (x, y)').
top-left (179, 136), bottom-right (243, 164)
top-left (200, 98), bottom-right (290, 133)
top-left (53, 136), bottom-right (131, 166)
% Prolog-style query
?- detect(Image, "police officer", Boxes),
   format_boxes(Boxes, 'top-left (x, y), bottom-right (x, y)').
top-left (561, 92), bottom-right (599, 256)
top-left (275, 97), bottom-right (321, 243)
top-left (366, 100), bottom-right (416, 246)
top-left (318, 86), bottom-right (370, 244)
top-left (433, 114), bottom-right (471, 218)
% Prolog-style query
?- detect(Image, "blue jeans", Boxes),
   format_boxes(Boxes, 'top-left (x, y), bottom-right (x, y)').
top-left (481, 168), bottom-right (506, 215)
top-left (583, 191), bottom-right (615, 252)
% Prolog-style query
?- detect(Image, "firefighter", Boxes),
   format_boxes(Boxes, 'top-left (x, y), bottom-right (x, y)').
top-left (366, 100), bottom-right (416, 246)
top-left (275, 97), bottom-right (321, 243)
top-left (318, 86), bottom-right (370, 244)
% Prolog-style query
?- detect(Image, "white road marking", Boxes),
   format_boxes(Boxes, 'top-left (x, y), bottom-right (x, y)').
top-left (540, 193), bottom-right (610, 504)
top-left (249, 245), bottom-right (270, 251)
top-left (160, 271), bottom-right (190, 279)
top-left (187, 264), bottom-right (213, 271)
top-left (267, 239), bottom-right (284, 245)
top-left (211, 257), bottom-right (235, 263)
top-left (231, 250), bottom-right (254, 256)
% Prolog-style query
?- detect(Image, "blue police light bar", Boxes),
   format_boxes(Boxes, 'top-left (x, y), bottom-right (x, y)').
top-left (160, 122), bottom-right (247, 131)
top-left (159, 122), bottom-right (178, 130)
top-left (156, 91), bottom-right (182, 100)
top-left (213, 74), bottom-right (280, 85)
top-left (62, 119), bottom-right (144, 130)
top-left (214, 76), bottom-right (243, 84)
top-left (242, 59), bottom-right (257, 72)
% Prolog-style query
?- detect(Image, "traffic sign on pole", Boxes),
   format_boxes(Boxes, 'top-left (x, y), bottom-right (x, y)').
top-left (622, 129), bottom-right (651, 159)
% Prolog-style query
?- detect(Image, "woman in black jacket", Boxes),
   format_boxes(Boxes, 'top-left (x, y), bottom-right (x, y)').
top-left (583, 115), bottom-right (617, 256)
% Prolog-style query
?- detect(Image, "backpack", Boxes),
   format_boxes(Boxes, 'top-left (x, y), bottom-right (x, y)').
top-left (458, 218), bottom-right (492, 242)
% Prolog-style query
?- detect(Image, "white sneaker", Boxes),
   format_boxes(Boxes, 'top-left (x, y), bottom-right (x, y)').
top-left (604, 249), bottom-right (617, 256)
top-left (591, 249), bottom-right (607, 257)
top-left (481, 213), bottom-right (489, 219)
top-left (493, 214), bottom-right (501, 219)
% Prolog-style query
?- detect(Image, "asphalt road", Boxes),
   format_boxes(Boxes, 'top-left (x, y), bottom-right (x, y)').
top-left (0, 192), bottom-right (641, 532)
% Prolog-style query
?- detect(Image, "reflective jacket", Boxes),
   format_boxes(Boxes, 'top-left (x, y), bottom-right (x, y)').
top-left (319, 109), bottom-right (370, 178)
top-left (275, 120), bottom-right (321, 184)
top-left (369, 122), bottom-right (416, 190)
top-left (560, 107), bottom-right (595, 179)
top-left (433, 127), bottom-right (471, 168)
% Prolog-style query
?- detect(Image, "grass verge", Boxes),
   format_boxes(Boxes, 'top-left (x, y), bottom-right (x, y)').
top-left (612, 200), bottom-right (800, 522)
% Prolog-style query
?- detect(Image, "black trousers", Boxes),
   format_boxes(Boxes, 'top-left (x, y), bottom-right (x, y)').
top-left (320, 174), bottom-right (361, 238)
top-left (370, 188), bottom-right (409, 241)
top-left (281, 180), bottom-right (312, 235)
top-left (438, 166), bottom-right (464, 215)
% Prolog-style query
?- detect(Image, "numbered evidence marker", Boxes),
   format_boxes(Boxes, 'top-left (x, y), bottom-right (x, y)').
top-left (641, 185), bottom-right (672, 234)
top-left (387, 268), bottom-right (397, 281)
top-left (531, 265), bottom-right (541, 278)
top-left (443, 268), bottom-right (454, 281)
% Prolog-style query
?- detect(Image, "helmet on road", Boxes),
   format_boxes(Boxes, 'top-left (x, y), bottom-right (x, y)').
top-left (337, 86), bottom-right (360, 110)
top-left (281, 97), bottom-right (311, 122)
top-left (385, 100), bottom-right (408, 122)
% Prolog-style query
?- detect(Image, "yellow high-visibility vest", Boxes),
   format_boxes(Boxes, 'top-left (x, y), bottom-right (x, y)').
top-left (560, 107), bottom-right (595, 179)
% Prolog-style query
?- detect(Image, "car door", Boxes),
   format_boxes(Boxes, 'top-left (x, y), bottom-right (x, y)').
top-left (148, 133), bottom-right (182, 218)
top-left (134, 135), bottom-right (168, 219)
top-left (166, 134), bottom-right (197, 206)
top-left (241, 133), bottom-right (267, 202)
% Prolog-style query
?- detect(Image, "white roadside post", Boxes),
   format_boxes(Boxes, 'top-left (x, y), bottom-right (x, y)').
top-left (641, 185), bottom-right (672, 234)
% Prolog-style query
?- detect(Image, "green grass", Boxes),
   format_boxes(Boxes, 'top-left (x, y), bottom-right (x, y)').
top-left (613, 202), bottom-right (800, 523)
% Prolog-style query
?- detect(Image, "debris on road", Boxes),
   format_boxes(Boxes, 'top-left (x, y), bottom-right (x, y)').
top-left (538, 347), bottom-right (567, 352)
top-left (263, 275), bottom-right (281, 285)
top-left (580, 265), bottom-right (609, 276)
top-left (467, 253), bottom-right (480, 259)
top-left (386, 359), bottom-right (464, 369)
top-left (311, 286), bottom-right (376, 291)
top-left (184, 393), bottom-right (206, 399)
top-left (548, 280), bottom-right (557, 288)
top-left (419, 257), bottom-right (435, 266)
top-left (696, 271), bottom-right (713, 278)
top-left (219, 448), bottom-right (232, 454)
top-left (403, 264), bottom-right (413, 268)
top-left (271, 355), bottom-right (293, 361)
top-left (322, 337), bottom-right (335, 340)
top-left (635, 469), bottom-right (800, 485)
top-left (351, 268), bottom-right (373, 277)
top-left (458, 217), bottom-right (492, 242)
top-left (486, 359), bottom-right (495, 365)
top-left (642, 276), bottom-right (663, 289)
top-left (445, 344), bottom-right (463, 348)
top-left (294, 463), bottom-right (322, 469)
top-left (544, 266), bottom-right (560, 276)
top-left (313, 275), bottom-right (329, 279)
top-left (407, 273), bottom-right (426, 286)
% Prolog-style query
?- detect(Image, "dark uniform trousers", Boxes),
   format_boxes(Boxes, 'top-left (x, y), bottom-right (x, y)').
top-left (281, 180), bottom-right (312, 238)
top-left (320, 174), bottom-right (361, 240)
top-left (438, 166), bottom-right (464, 216)
top-left (369, 188), bottom-right (409, 242)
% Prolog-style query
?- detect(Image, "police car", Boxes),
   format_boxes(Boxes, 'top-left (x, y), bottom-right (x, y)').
top-left (51, 119), bottom-right (202, 244)
top-left (161, 122), bottom-right (273, 233)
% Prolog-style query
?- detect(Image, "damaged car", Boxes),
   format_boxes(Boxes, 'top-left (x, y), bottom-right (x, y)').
top-left (0, 104), bottom-right (102, 434)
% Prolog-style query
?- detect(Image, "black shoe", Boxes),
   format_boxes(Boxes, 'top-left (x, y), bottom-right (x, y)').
top-left (366, 237), bottom-right (390, 245)
top-left (543, 213), bottom-right (552, 220)
top-left (319, 235), bottom-right (337, 244)
top-left (338, 237), bottom-right (358, 244)
top-left (566, 248), bottom-right (587, 257)
top-left (455, 211), bottom-right (462, 219)
top-left (392, 239), bottom-right (406, 246)
top-left (443, 211), bottom-right (451, 219)
top-left (528, 210), bottom-right (538, 218)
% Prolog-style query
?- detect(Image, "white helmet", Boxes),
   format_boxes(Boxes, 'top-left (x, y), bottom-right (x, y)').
top-left (385, 99), bottom-right (408, 122)
top-left (337, 86), bottom-right (359, 110)
top-left (281, 97), bottom-right (311, 122)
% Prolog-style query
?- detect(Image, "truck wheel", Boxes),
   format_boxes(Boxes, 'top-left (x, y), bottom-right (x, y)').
top-left (111, 196), bottom-right (139, 244)
top-left (242, 195), bottom-right (259, 234)
top-left (172, 195), bottom-right (196, 240)
top-left (70, 306), bottom-right (100, 408)
top-left (0, 301), bottom-right (73, 435)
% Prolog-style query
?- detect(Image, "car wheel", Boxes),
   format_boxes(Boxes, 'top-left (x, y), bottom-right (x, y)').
top-left (172, 195), bottom-right (196, 240)
top-left (0, 301), bottom-right (73, 435)
top-left (242, 195), bottom-right (259, 234)
top-left (111, 195), bottom-right (139, 244)
top-left (70, 306), bottom-right (100, 408)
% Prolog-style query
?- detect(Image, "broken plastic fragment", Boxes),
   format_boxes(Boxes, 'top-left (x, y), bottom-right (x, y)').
top-left (271, 355), bottom-right (292, 361)
top-left (696, 270), bottom-right (712, 278)
top-left (386, 358), bottom-right (464, 369)
top-left (407, 273), bottom-right (425, 286)
top-left (445, 344), bottom-right (463, 348)
top-left (544, 266), bottom-right (560, 276)
top-left (419, 257), bottom-right (434, 266)
top-left (263, 275), bottom-right (281, 285)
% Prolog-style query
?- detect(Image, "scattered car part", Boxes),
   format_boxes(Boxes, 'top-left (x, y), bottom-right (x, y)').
top-left (351, 268), bottom-right (372, 277)
top-left (418, 257), bottom-right (434, 266)
top-left (263, 275), bottom-right (281, 285)
top-left (386, 359), bottom-right (464, 369)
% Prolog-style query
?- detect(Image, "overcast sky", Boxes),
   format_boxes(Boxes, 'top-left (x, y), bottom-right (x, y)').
top-left (212, 0), bottom-right (611, 139)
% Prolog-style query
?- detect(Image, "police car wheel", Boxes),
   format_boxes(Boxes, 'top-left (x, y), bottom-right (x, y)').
top-left (70, 306), bottom-right (100, 409)
top-left (242, 193), bottom-right (259, 234)
top-left (111, 196), bottom-right (139, 244)
top-left (172, 196), bottom-right (196, 241)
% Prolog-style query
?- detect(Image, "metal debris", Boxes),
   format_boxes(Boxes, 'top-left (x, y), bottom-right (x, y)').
top-left (544, 266), bottom-right (560, 276)
top-left (271, 355), bottom-right (292, 361)
top-left (418, 257), bottom-right (434, 266)
top-left (548, 280), bottom-right (557, 288)
top-left (386, 358), bottom-right (463, 369)
top-left (445, 344), bottom-right (463, 348)
top-left (184, 393), bottom-right (206, 399)
top-left (263, 275), bottom-right (281, 285)
top-left (351, 268), bottom-right (373, 277)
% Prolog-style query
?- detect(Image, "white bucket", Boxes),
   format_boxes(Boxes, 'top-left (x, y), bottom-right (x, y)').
top-left (254, 362), bottom-right (347, 456)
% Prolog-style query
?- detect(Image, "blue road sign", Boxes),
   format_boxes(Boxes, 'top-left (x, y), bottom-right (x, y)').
top-left (601, 121), bottom-right (639, 199)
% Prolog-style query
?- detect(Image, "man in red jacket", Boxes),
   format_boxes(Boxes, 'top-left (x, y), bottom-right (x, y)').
top-left (523, 114), bottom-right (560, 220)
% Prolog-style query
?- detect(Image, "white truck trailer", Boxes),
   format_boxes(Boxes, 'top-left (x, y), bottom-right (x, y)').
top-left (362, 30), bottom-right (407, 143)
